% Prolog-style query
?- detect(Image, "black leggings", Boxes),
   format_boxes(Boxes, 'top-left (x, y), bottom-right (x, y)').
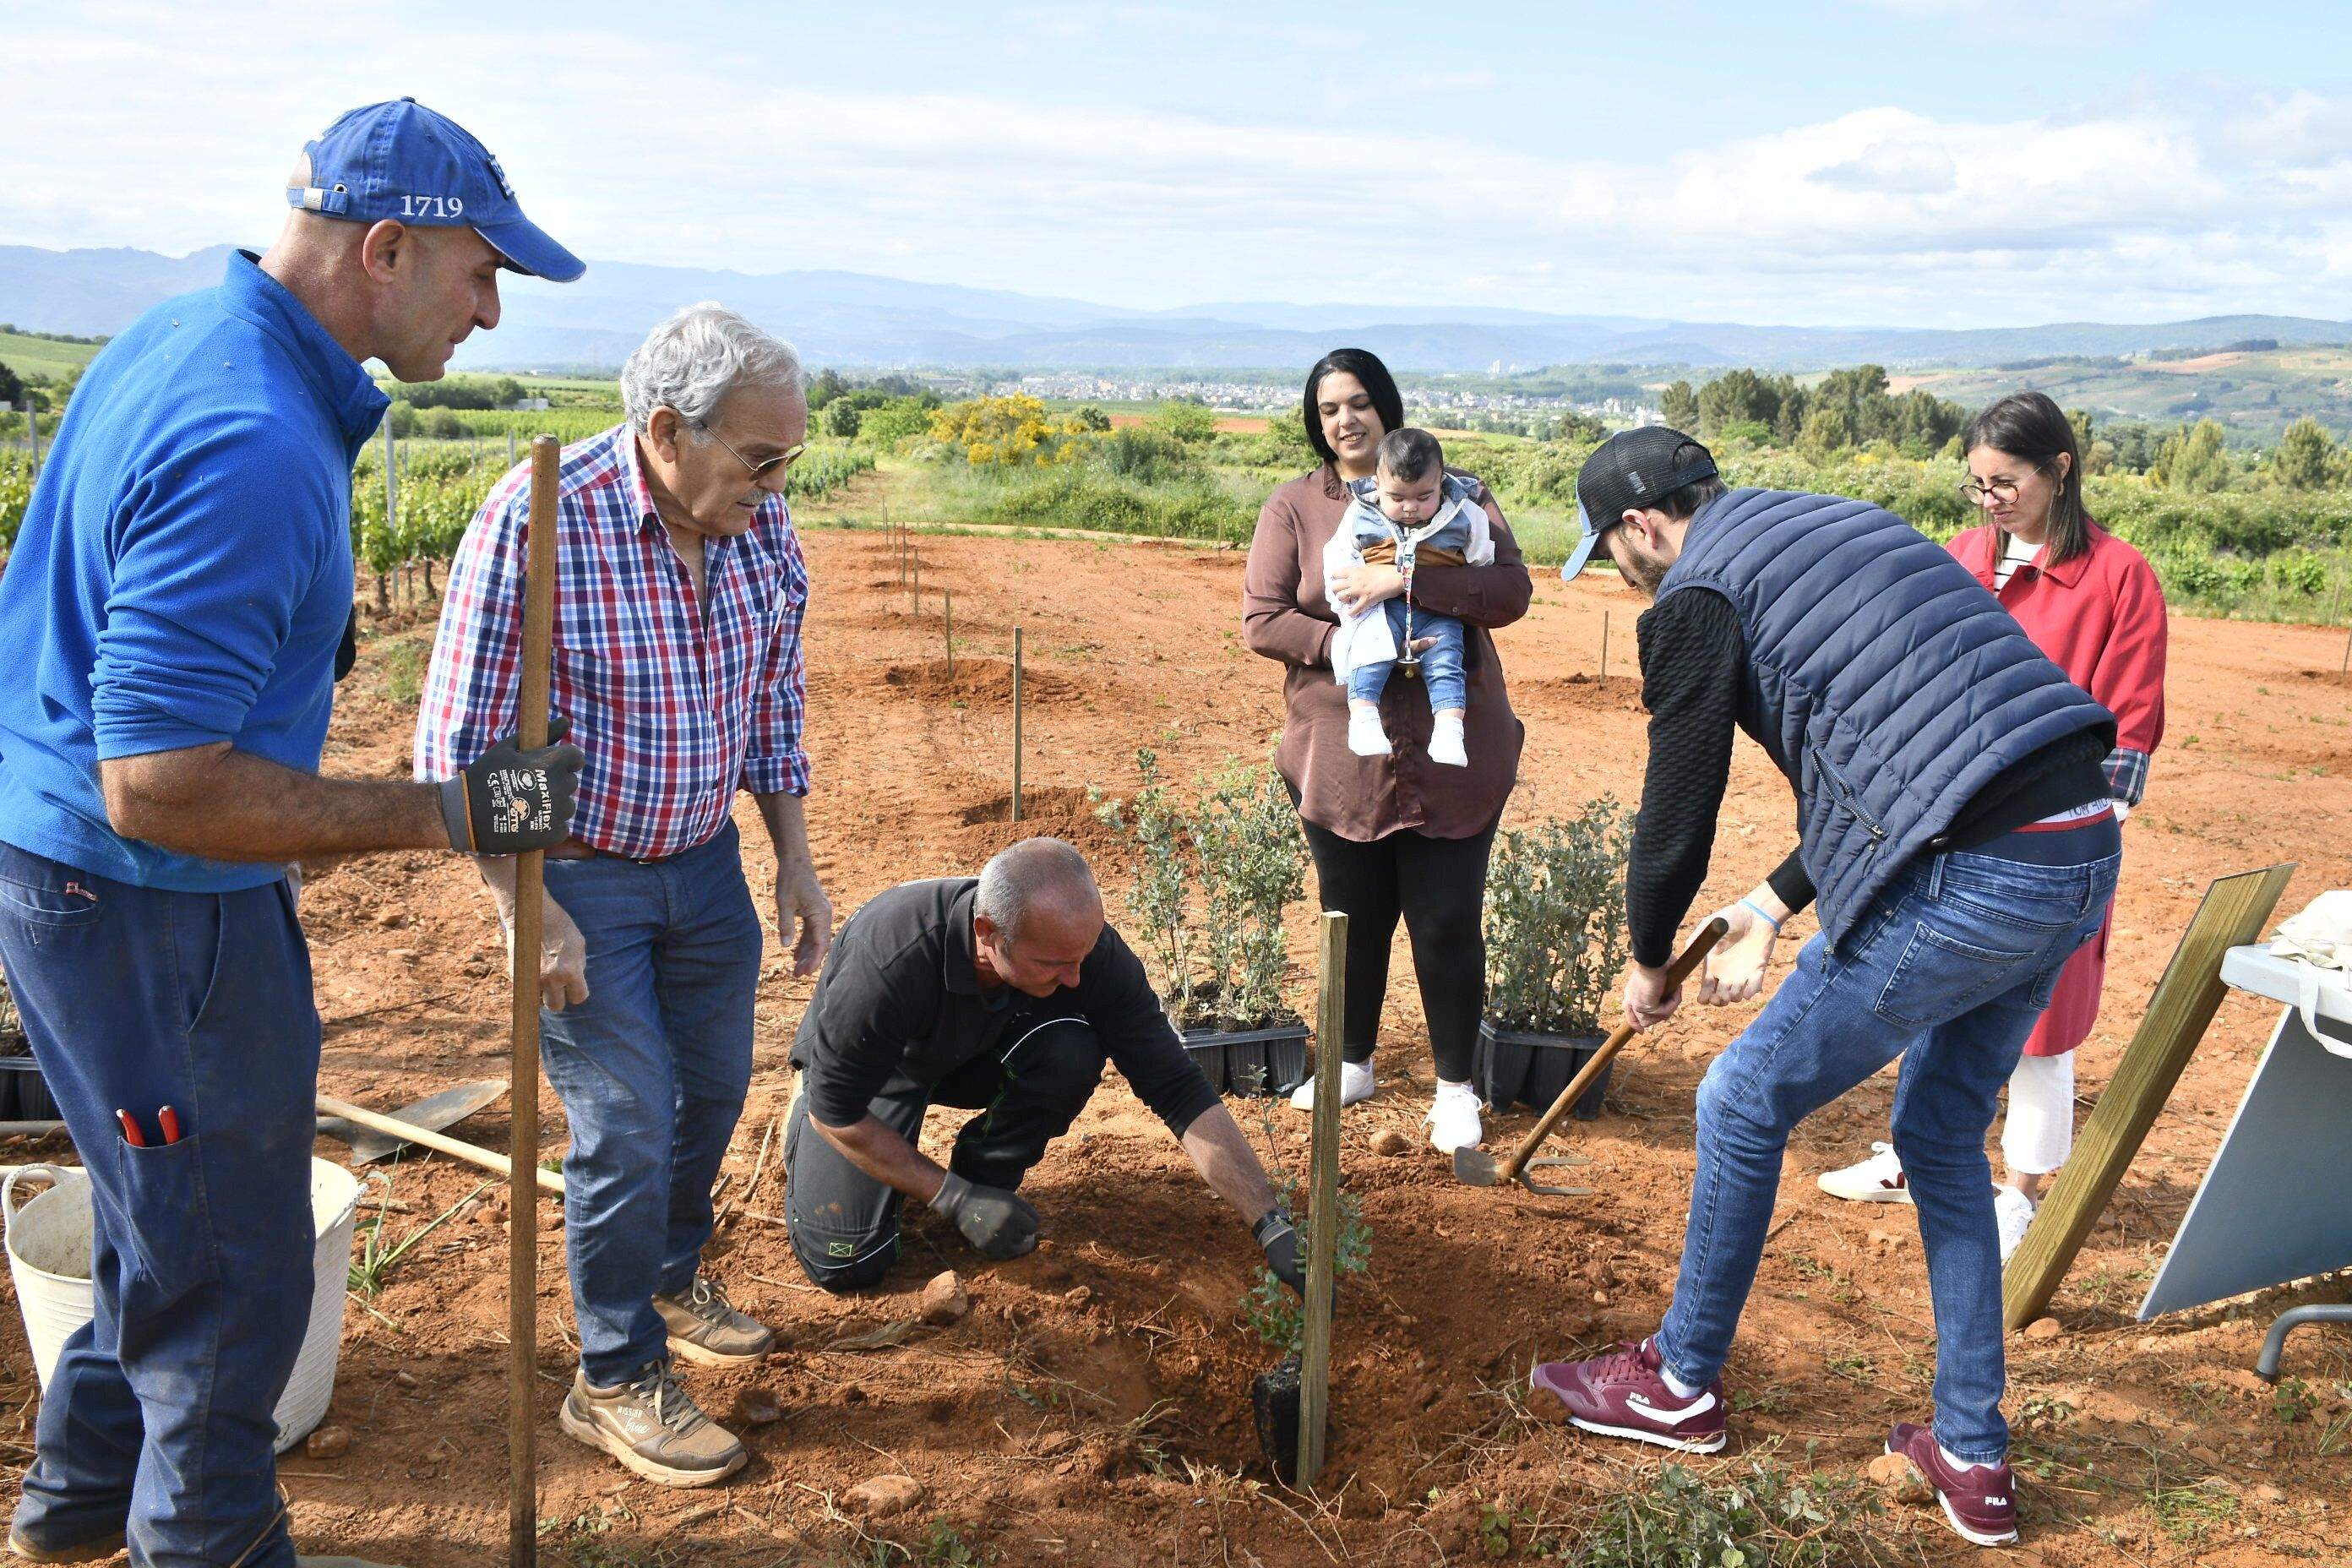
top-left (1298, 816), bottom-right (1498, 1083)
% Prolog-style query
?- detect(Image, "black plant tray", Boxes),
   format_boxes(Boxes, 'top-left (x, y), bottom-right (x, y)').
top-left (1179, 1021), bottom-right (1311, 1097)
top-left (0, 1057), bottom-right (57, 1122)
top-left (1473, 1019), bottom-right (1611, 1119)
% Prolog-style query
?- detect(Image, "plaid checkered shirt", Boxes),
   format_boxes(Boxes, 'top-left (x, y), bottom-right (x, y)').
top-left (414, 423), bottom-right (808, 859)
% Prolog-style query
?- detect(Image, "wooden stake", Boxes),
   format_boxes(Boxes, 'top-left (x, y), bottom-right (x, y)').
top-left (1010, 627), bottom-right (1025, 824)
top-left (2004, 863), bottom-right (2295, 1330)
top-left (944, 590), bottom-right (955, 679)
top-left (508, 435), bottom-right (562, 1566)
top-left (1599, 610), bottom-right (1609, 683)
top-left (1297, 910), bottom-right (1348, 1487)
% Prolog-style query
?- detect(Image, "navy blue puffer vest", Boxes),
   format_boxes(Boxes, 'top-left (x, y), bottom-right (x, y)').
top-left (1658, 488), bottom-right (2113, 949)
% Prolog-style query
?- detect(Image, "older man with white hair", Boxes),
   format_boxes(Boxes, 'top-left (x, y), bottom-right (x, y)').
top-left (416, 302), bottom-right (831, 1488)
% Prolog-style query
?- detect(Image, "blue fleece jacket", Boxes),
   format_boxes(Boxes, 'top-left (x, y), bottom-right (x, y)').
top-left (0, 251), bottom-right (388, 890)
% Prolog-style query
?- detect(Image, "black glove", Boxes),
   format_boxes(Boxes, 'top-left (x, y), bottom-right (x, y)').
top-left (1255, 1208), bottom-right (1305, 1295)
top-left (439, 719), bottom-right (585, 854)
top-left (930, 1172), bottom-right (1039, 1260)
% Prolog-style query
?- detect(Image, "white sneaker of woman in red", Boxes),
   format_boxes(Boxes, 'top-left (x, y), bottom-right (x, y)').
top-left (1817, 1141), bottom-right (1912, 1203)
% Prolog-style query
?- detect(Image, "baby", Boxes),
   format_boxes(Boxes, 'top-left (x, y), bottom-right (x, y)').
top-left (1324, 428), bottom-right (1493, 767)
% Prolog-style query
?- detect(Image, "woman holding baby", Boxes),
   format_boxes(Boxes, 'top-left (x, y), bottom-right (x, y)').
top-left (1241, 347), bottom-right (1533, 1154)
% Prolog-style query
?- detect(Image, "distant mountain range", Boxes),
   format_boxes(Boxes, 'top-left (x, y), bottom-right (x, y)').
top-left (6, 243), bottom-right (2349, 377)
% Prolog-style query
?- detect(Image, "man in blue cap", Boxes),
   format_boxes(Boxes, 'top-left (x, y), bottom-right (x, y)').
top-left (0, 101), bottom-right (585, 1568)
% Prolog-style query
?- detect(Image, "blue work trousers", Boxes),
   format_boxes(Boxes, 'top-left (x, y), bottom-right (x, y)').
top-left (538, 820), bottom-right (762, 1386)
top-left (0, 842), bottom-right (315, 1568)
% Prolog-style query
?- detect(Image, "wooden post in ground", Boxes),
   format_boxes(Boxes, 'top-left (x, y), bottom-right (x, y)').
top-left (1297, 910), bottom-right (1348, 1487)
top-left (2004, 863), bottom-right (2296, 1331)
top-left (507, 435), bottom-right (562, 1566)
top-left (1010, 627), bottom-right (1025, 824)
top-left (1599, 611), bottom-right (1609, 683)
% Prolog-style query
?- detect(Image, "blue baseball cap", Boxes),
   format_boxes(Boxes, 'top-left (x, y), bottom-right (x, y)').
top-left (287, 98), bottom-right (583, 282)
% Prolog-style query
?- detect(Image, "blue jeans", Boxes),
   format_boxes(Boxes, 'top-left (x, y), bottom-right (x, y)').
top-left (1346, 601), bottom-right (1467, 713)
top-left (0, 843), bottom-right (315, 1568)
top-left (540, 820), bottom-right (762, 1386)
top-left (1652, 825), bottom-right (2121, 1462)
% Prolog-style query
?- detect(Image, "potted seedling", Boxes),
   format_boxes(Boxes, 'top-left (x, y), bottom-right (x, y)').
top-left (1096, 750), bottom-right (1309, 1094)
top-left (1238, 1095), bottom-right (1372, 1483)
top-left (1478, 798), bottom-right (1632, 1119)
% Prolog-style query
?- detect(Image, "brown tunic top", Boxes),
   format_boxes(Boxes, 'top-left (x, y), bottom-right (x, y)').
top-left (1243, 464), bottom-right (1530, 841)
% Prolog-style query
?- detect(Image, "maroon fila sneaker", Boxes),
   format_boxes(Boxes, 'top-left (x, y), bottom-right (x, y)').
top-left (1527, 1337), bottom-right (1728, 1453)
top-left (1887, 1422), bottom-right (2019, 1547)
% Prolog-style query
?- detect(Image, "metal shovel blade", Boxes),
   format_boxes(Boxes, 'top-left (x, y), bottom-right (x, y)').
top-left (317, 1079), bottom-right (508, 1164)
top-left (1450, 1144), bottom-right (1592, 1197)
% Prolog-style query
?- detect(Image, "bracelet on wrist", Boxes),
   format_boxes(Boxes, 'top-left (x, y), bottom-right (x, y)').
top-left (1739, 896), bottom-right (1783, 933)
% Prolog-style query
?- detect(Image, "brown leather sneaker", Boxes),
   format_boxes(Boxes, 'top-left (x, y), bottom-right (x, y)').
top-left (559, 1364), bottom-right (747, 1488)
top-left (654, 1276), bottom-right (776, 1367)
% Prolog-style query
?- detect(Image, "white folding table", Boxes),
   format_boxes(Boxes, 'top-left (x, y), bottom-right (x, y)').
top-left (2138, 944), bottom-right (2352, 1375)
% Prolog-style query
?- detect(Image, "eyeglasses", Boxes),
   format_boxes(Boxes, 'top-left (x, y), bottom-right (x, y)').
top-left (694, 421), bottom-right (805, 483)
top-left (1959, 477), bottom-right (2022, 506)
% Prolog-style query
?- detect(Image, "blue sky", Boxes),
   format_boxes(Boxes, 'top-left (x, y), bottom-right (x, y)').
top-left (4, 0), bottom-right (2349, 327)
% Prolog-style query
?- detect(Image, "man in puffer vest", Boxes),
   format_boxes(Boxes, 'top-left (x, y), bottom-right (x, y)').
top-left (1528, 427), bottom-right (2121, 1550)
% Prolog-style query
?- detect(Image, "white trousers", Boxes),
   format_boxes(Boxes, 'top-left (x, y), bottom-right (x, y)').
top-left (2000, 1049), bottom-right (2076, 1176)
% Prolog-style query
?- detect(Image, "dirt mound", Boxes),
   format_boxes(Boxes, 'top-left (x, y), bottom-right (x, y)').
top-left (881, 658), bottom-right (1083, 706)
top-left (2293, 667), bottom-right (2352, 688)
top-left (951, 785), bottom-right (1124, 859)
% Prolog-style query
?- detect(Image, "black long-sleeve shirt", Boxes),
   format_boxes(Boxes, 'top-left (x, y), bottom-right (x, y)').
top-left (1625, 588), bottom-right (2111, 966)
top-left (789, 877), bottom-right (1221, 1138)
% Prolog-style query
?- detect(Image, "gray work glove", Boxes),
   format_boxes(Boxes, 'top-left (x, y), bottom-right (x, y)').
top-left (439, 718), bottom-right (585, 854)
top-left (930, 1172), bottom-right (1039, 1260)
top-left (1255, 1207), bottom-right (1306, 1295)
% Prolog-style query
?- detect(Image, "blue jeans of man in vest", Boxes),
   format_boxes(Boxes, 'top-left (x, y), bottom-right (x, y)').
top-left (1652, 823), bottom-right (2120, 1462)
top-left (538, 819), bottom-right (762, 1387)
top-left (0, 843), bottom-right (316, 1568)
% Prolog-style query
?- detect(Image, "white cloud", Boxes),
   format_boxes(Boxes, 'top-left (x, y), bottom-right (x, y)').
top-left (2, 3), bottom-right (2346, 328)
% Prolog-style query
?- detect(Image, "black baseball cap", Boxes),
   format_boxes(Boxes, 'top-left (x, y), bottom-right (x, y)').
top-left (1560, 426), bottom-right (1718, 580)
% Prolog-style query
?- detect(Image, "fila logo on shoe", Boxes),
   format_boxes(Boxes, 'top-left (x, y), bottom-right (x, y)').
top-left (1625, 1389), bottom-right (1718, 1422)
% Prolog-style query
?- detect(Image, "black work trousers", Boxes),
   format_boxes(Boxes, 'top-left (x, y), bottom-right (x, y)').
top-left (782, 1018), bottom-right (1105, 1292)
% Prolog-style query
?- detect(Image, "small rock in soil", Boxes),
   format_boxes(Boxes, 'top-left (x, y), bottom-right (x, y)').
top-left (734, 1390), bottom-right (783, 1426)
top-left (1369, 1128), bottom-right (1413, 1157)
top-left (1865, 1452), bottom-right (1932, 1504)
top-left (2254, 1484), bottom-right (2286, 1504)
top-left (1064, 1285), bottom-right (1092, 1306)
top-left (391, 1369), bottom-right (420, 1389)
top-left (304, 1425), bottom-right (351, 1460)
top-left (2022, 1316), bottom-right (2063, 1341)
top-left (920, 1270), bottom-right (971, 1326)
top-left (846, 1475), bottom-right (925, 1518)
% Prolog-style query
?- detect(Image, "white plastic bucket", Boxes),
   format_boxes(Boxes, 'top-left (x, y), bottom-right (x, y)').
top-left (4, 1157), bottom-right (362, 1453)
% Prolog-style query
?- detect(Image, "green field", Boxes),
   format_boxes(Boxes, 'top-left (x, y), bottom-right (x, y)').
top-left (0, 331), bottom-right (102, 383)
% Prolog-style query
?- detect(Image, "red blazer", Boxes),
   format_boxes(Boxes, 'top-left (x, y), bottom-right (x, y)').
top-left (1947, 519), bottom-right (2167, 769)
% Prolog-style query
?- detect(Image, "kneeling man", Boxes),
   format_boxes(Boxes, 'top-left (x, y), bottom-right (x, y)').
top-left (784, 838), bottom-right (1307, 1295)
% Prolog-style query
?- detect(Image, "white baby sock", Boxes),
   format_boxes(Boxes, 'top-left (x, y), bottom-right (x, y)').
top-left (1348, 705), bottom-right (1393, 757)
top-left (1428, 710), bottom-right (1467, 766)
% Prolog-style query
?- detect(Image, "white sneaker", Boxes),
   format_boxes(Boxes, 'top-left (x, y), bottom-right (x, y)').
top-left (1428, 712), bottom-right (1467, 767)
top-left (1424, 1081), bottom-right (1483, 1153)
top-left (1347, 705), bottom-right (1393, 757)
top-left (1817, 1142), bottom-right (1913, 1204)
top-left (1994, 1184), bottom-right (2037, 1263)
top-left (1289, 1058), bottom-right (1376, 1112)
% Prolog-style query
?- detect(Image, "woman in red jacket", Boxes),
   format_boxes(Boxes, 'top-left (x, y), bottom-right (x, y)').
top-left (1819, 392), bottom-right (2166, 1260)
